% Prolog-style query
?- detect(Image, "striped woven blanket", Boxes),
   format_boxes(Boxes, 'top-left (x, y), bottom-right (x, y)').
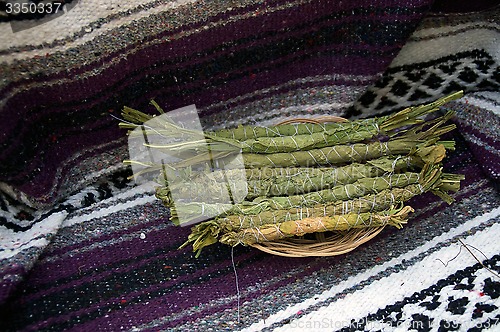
top-left (1, 1), bottom-right (499, 331)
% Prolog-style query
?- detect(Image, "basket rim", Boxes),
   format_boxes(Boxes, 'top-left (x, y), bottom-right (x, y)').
top-left (275, 115), bottom-right (349, 126)
top-left (250, 227), bottom-right (385, 257)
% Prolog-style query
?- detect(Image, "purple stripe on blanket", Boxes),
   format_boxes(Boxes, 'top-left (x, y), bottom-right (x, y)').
top-left (29, 223), bottom-right (190, 284)
top-left (149, 53), bottom-right (397, 115)
top-left (93, 255), bottom-right (322, 331)
top-left (0, 53), bottom-right (392, 201)
top-left (24, 252), bottom-right (313, 331)
top-left (22, 240), bottom-right (248, 304)
top-left (3, 127), bottom-right (123, 202)
top-left (0, 38), bottom-right (406, 173)
top-left (0, 25), bottom-right (405, 139)
top-left (0, 264), bottom-right (27, 304)
top-left (0, 0), bottom-right (430, 82)
top-left (0, 1), bottom-right (429, 138)
top-left (200, 75), bottom-right (375, 116)
top-left (0, 1), bottom-right (424, 102)
top-left (41, 217), bottom-right (169, 259)
top-left (0, 52), bottom-right (373, 167)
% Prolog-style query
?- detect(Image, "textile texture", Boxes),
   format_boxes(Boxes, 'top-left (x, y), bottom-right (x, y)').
top-left (0, 1), bottom-right (499, 331)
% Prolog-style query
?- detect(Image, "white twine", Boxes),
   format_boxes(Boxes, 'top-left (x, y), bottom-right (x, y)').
top-left (231, 247), bottom-right (241, 324)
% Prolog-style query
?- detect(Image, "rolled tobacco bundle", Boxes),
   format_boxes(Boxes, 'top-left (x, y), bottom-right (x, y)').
top-left (120, 92), bottom-right (465, 256)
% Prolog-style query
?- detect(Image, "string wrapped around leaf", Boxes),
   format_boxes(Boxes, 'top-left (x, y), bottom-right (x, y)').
top-left (119, 91), bottom-right (465, 257)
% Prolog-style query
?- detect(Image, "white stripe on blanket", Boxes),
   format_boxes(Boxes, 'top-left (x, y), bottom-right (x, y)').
top-left (464, 94), bottom-right (500, 116)
top-left (239, 207), bottom-right (500, 332)
top-left (0, 0), bottom-right (196, 53)
top-left (391, 27), bottom-right (500, 67)
top-left (62, 184), bottom-right (157, 228)
top-left (0, 211), bottom-right (67, 259)
top-left (411, 21), bottom-right (500, 40)
top-left (0, 180), bottom-right (156, 259)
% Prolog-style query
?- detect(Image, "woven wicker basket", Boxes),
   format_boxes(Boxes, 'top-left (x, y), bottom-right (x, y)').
top-left (249, 115), bottom-right (385, 257)
top-left (250, 227), bottom-right (385, 257)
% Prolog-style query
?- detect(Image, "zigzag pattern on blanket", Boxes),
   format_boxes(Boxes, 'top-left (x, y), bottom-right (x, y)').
top-left (0, 0), bottom-right (432, 209)
top-left (350, 50), bottom-right (499, 116)
top-left (345, 7), bottom-right (500, 186)
top-left (349, 6), bottom-right (500, 117)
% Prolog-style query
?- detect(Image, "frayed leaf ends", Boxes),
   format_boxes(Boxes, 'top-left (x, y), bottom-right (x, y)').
top-left (179, 221), bottom-right (221, 257)
top-left (418, 144), bottom-right (447, 164)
